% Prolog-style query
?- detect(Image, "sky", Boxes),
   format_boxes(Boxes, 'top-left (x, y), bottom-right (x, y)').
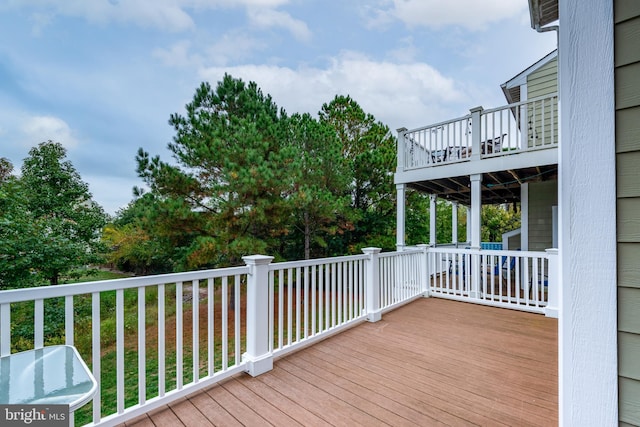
top-left (0, 0), bottom-right (557, 215)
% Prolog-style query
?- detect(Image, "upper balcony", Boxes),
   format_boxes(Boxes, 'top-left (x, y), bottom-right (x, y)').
top-left (395, 93), bottom-right (558, 204)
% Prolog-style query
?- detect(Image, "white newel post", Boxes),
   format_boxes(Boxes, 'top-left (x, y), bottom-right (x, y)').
top-left (470, 106), bottom-right (483, 162)
top-left (416, 244), bottom-right (430, 298)
top-left (242, 254), bottom-right (274, 377)
top-left (363, 247), bottom-right (382, 322)
top-left (397, 127), bottom-right (407, 172)
top-left (545, 248), bottom-right (559, 318)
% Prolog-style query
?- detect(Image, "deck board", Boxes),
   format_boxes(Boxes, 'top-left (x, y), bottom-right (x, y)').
top-left (127, 298), bottom-right (558, 426)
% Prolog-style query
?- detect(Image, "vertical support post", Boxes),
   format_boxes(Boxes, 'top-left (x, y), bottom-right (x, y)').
top-left (429, 194), bottom-right (437, 246)
top-left (521, 183), bottom-right (529, 251)
top-left (470, 174), bottom-right (482, 298)
top-left (396, 183), bottom-right (406, 251)
top-left (397, 127), bottom-right (407, 172)
top-left (470, 106), bottom-right (483, 161)
top-left (470, 174), bottom-right (482, 249)
top-left (545, 248), bottom-right (559, 318)
top-left (363, 247), bottom-right (382, 322)
top-left (451, 201), bottom-right (458, 245)
top-left (466, 206), bottom-right (472, 244)
top-left (242, 254), bottom-right (274, 377)
top-left (416, 244), bottom-right (430, 297)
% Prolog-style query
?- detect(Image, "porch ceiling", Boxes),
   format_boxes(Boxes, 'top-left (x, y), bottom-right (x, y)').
top-left (528, 0), bottom-right (559, 28)
top-left (407, 164), bottom-right (558, 206)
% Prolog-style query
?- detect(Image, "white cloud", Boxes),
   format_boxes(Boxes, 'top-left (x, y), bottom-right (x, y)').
top-left (3, 0), bottom-right (301, 33)
top-left (21, 115), bottom-right (78, 149)
top-left (369, 0), bottom-right (526, 31)
top-left (153, 40), bottom-right (203, 68)
top-left (247, 7), bottom-right (311, 42)
top-left (199, 52), bottom-right (468, 132)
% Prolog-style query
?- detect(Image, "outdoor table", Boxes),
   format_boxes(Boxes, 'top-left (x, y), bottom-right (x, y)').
top-left (0, 345), bottom-right (97, 412)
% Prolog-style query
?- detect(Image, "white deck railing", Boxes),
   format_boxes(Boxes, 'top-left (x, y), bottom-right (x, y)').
top-left (428, 247), bottom-right (558, 315)
top-left (0, 246), bottom-right (556, 426)
top-left (399, 93), bottom-right (558, 170)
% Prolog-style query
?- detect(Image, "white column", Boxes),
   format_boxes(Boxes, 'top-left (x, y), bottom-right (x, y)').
top-left (396, 183), bottom-right (406, 251)
top-left (466, 206), bottom-right (471, 244)
top-left (451, 201), bottom-right (458, 245)
top-left (470, 174), bottom-right (482, 299)
top-left (470, 174), bottom-right (482, 249)
top-left (429, 194), bottom-right (437, 246)
top-left (521, 183), bottom-right (529, 251)
top-left (363, 247), bottom-right (382, 322)
top-left (559, 0), bottom-right (617, 424)
top-left (242, 254), bottom-right (274, 377)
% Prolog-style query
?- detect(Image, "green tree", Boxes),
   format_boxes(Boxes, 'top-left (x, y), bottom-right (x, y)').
top-left (0, 161), bottom-right (40, 288)
top-left (284, 113), bottom-right (351, 259)
top-left (319, 95), bottom-right (397, 252)
top-left (103, 193), bottom-right (173, 274)
top-left (136, 75), bottom-right (295, 268)
top-left (19, 141), bottom-right (107, 286)
top-left (0, 143), bottom-right (106, 288)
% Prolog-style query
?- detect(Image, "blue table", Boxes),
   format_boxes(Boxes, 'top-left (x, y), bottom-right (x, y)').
top-left (0, 345), bottom-right (97, 411)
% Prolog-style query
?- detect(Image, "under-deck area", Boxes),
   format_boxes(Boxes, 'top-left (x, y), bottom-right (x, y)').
top-left (127, 298), bottom-right (558, 426)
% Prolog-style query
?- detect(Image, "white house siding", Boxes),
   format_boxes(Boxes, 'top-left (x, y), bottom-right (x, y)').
top-left (616, 0), bottom-right (640, 424)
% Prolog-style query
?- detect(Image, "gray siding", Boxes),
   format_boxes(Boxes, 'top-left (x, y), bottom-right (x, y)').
top-left (527, 58), bottom-right (558, 148)
top-left (527, 57), bottom-right (558, 99)
top-left (527, 180), bottom-right (557, 252)
top-left (616, 0), bottom-right (640, 424)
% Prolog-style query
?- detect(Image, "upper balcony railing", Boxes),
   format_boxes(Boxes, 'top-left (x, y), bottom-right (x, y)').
top-left (398, 93), bottom-right (558, 171)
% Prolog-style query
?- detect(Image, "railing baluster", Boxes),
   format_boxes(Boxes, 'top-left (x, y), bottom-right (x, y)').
top-left (296, 266), bottom-right (301, 341)
top-left (234, 274), bottom-right (241, 365)
top-left (92, 292), bottom-right (101, 424)
top-left (138, 286), bottom-right (146, 404)
top-left (318, 265), bottom-right (324, 332)
top-left (65, 295), bottom-right (73, 345)
top-left (34, 299), bottom-right (43, 349)
top-left (116, 288), bottom-right (124, 413)
top-left (176, 281), bottom-right (183, 387)
top-left (207, 278), bottom-right (214, 376)
top-left (158, 283), bottom-right (165, 397)
top-left (303, 265), bottom-right (309, 339)
top-left (221, 277), bottom-right (227, 370)
top-left (192, 279), bottom-right (199, 383)
top-left (287, 268), bottom-right (292, 345)
top-left (311, 265), bottom-right (317, 335)
top-left (278, 270), bottom-right (284, 348)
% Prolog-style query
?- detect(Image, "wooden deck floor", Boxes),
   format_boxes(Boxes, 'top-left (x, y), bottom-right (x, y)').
top-left (126, 298), bottom-right (558, 426)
